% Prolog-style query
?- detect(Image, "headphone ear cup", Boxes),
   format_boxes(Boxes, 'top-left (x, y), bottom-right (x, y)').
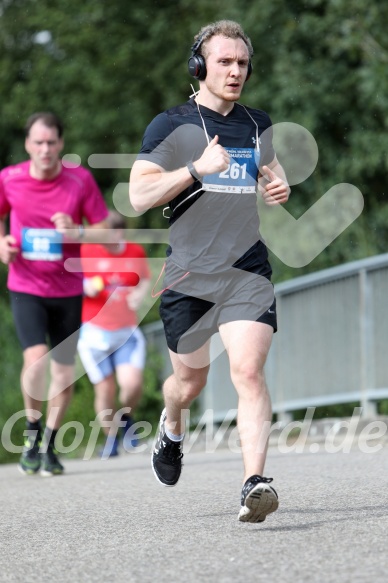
top-left (188, 54), bottom-right (207, 80)
top-left (246, 60), bottom-right (253, 81)
top-left (188, 54), bottom-right (251, 81)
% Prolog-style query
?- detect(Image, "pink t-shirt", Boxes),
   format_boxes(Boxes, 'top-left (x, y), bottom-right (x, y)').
top-left (0, 161), bottom-right (109, 297)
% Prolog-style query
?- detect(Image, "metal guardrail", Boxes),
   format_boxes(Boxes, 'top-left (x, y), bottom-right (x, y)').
top-left (143, 253), bottom-right (388, 421)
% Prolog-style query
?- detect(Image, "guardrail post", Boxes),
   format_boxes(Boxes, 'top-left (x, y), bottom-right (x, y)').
top-left (359, 268), bottom-right (377, 417)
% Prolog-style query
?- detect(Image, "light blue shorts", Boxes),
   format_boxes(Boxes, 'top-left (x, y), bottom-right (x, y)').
top-left (78, 323), bottom-right (146, 384)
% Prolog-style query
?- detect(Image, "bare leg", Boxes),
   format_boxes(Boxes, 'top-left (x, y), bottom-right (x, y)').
top-left (116, 364), bottom-right (143, 412)
top-left (93, 374), bottom-right (117, 436)
top-left (219, 321), bottom-right (273, 482)
top-left (20, 344), bottom-right (49, 422)
top-left (46, 360), bottom-right (76, 430)
top-left (163, 344), bottom-right (211, 435)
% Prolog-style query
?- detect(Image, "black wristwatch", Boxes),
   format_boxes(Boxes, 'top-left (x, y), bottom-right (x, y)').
top-left (186, 161), bottom-right (202, 182)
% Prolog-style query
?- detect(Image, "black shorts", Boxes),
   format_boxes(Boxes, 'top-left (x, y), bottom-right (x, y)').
top-left (9, 292), bottom-right (83, 365)
top-left (159, 261), bottom-right (277, 354)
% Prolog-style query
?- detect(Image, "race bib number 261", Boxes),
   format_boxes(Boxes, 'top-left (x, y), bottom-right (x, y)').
top-left (202, 147), bottom-right (260, 194)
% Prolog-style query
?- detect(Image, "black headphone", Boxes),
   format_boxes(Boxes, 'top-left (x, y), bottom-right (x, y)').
top-left (187, 34), bottom-right (253, 81)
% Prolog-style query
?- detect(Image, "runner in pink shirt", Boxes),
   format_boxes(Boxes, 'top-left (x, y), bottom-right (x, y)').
top-left (0, 112), bottom-right (109, 476)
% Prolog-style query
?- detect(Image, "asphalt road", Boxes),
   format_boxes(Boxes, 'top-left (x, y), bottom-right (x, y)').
top-left (0, 441), bottom-right (387, 583)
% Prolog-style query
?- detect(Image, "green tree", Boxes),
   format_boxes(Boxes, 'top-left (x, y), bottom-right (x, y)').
top-left (1, 0), bottom-right (388, 462)
top-left (240, 0), bottom-right (388, 278)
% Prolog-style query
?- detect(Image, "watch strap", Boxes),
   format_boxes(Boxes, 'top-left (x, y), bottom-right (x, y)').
top-left (186, 161), bottom-right (202, 182)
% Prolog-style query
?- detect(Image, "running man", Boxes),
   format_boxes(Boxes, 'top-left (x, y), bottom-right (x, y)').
top-left (0, 112), bottom-right (109, 476)
top-left (78, 210), bottom-right (151, 458)
top-left (130, 21), bottom-right (290, 522)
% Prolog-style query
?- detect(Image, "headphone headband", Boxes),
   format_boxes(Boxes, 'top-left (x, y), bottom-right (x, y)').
top-left (190, 35), bottom-right (206, 55)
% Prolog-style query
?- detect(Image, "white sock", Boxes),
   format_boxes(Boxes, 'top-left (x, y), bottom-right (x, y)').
top-left (166, 428), bottom-right (185, 442)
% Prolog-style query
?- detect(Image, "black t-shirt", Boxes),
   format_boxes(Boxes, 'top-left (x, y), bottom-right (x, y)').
top-left (138, 98), bottom-right (275, 273)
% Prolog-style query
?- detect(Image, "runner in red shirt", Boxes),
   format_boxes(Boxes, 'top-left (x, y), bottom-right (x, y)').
top-left (78, 211), bottom-right (151, 458)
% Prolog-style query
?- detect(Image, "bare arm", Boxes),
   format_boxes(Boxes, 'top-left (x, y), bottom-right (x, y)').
top-left (0, 215), bottom-right (6, 238)
top-left (129, 135), bottom-right (229, 213)
top-left (259, 156), bottom-right (290, 206)
top-left (0, 215), bottom-right (19, 264)
top-left (80, 219), bottom-right (109, 243)
top-left (126, 278), bottom-right (151, 311)
top-left (50, 214), bottom-right (109, 243)
top-left (129, 161), bottom-right (194, 213)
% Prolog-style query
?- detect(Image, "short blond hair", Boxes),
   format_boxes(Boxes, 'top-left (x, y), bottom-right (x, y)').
top-left (192, 20), bottom-right (253, 59)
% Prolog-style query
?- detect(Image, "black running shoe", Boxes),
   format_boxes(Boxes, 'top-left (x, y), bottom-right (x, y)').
top-left (18, 434), bottom-right (41, 475)
top-left (238, 475), bottom-right (279, 523)
top-left (40, 444), bottom-right (64, 477)
top-left (152, 408), bottom-right (184, 487)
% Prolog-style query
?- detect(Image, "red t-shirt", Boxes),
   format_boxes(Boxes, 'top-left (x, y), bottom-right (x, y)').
top-left (80, 242), bottom-right (151, 329)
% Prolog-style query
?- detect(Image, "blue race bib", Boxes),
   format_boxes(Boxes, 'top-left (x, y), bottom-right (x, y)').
top-left (202, 147), bottom-right (260, 194)
top-left (21, 228), bottom-right (63, 261)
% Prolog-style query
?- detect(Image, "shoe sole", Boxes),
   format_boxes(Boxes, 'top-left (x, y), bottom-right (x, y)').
top-left (238, 484), bottom-right (279, 523)
top-left (18, 464), bottom-right (40, 476)
top-left (40, 469), bottom-right (64, 477)
top-left (151, 458), bottom-right (177, 487)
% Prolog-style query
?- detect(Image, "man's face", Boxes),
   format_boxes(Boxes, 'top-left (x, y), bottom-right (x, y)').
top-left (25, 120), bottom-right (64, 177)
top-left (202, 35), bottom-right (250, 102)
